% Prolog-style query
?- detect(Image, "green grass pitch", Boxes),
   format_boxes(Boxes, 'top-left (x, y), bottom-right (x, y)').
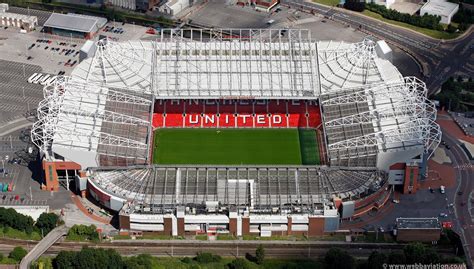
top-left (152, 128), bottom-right (320, 165)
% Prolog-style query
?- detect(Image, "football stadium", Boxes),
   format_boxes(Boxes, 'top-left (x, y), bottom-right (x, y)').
top-left (31, 29), bottom-right (441, 237)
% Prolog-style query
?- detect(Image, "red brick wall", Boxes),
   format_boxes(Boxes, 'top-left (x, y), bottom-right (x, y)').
top-left (229, 218), bottom-right (237, 236)
top-left (242, 217), bottom-right (250, 235)
top-left (177, 218), bottom-right (185, 236)
top-left (308, 217), bottom-right (325, 237)
top-left (163, 217), bottom-right (173, 236)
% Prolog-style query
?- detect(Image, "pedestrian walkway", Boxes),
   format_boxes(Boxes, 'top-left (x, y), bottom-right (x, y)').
top-left (71, 195), bottom-right (111, 224)
top-left (20, 225), bottom-right (69, 269)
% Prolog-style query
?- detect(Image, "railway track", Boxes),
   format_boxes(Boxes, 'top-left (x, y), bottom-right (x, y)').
top-left (0, 238), bottom-right (456, 259)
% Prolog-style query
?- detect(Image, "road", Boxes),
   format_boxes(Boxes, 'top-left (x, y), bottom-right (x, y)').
top-left (442, 130), bottom-right (474, 267)
top-left (282, 0), bottom-right (474, 94)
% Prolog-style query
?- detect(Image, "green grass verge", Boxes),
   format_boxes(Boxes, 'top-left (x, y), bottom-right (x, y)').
top-left (242, 235), bottom-right (308, 241)
top-left (146, 257), bottom-right (321, 269)
top-left (362, 10), bottom-right (460, 39)
top-left (0, 227), bottom-right (41, 241)
top-left (299, 129), bottom-right (320, 165)
top-left (153, 129), bottom-right (314, 165)
top-left (195, 235), bottom-right (208, 241)
top-left (113, 235), bottom-right (132, 240)
top-left (313, 0), bottom-right (340, 6)
top-left (138, 234), bottom-right (183, 240)
top-left (216, 234), bottom-right (237, 240)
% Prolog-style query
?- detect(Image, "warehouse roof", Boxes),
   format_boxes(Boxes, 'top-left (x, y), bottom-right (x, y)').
top-left (396, 218), bottom-right (441, 229)
top-left (421, 0), bottom-right (459, 17)
top-left (44, 13), bottom-right (107, 33)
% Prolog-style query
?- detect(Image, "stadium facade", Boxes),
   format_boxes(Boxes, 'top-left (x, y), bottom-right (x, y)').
top-left (31, 29), bottom-right (441, 237)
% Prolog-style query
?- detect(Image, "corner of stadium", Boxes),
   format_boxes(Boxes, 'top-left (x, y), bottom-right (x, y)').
top-left (31, 29), bottom-right (441, 237)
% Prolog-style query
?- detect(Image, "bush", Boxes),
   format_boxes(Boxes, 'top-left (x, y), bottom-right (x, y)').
top-left (182, 257), bottom-right (192, 264)
top-left (125, 254), bottom-right (153, 269)
top-left (344, 0), bottom-right (365, 12)
top-left (324, 248), bottom-right (355, 269)
top-left (66, 225), bottom-right (99, 241)
top-left (195, 252), bottom-right (221, 263)
top-left (366, 3), bottom-right (443, 30)
top-left (228, 258), bottom-right (250, 269)
top-left (255, 244), bottom-right (265, 264)
top-left (9, 246), bottom-right (27, 262)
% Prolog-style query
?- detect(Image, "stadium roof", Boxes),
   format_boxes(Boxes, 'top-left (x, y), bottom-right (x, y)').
top-left (32, 29), bottom-right (440, 172)
top-left (44, 13), bottom-right (107, 33)
top-left (321, 77), bottom-right (441, 167)
top-left (72, 29), bottom-right (400, 99)
top-left (31, 76), bottom-right (153, 168)
top-left (88, 165), bottom-right (385, 214)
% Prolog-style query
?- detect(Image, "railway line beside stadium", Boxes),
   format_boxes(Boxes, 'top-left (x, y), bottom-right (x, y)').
top-left (0, 237), bottom-right (456, 259)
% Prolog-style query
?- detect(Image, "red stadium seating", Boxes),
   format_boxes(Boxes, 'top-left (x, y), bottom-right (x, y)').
top-left (307, 100), bottom-right (321, 128)
top-left (236, 114), bottom-right (254, 128)
top-left (219, 113), bottom-right (236, 128)
top-left (152, 113), bottom-right (164, 128)
top-left (152, 99), bottom-right (321, 129)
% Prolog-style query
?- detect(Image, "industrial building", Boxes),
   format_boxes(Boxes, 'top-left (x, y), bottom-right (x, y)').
top-left (31, 29), bottom-right (441, 236)
top-left (43, 13), bottom-right (107, 39)
top-left (158, 0), bottom-right (190, 16)
top-left (0, 4), bottom-right (38, 31)
top-left (396, 217), bottom-right (442, 242)
top-left (420, 0), bottom-right (459, 24)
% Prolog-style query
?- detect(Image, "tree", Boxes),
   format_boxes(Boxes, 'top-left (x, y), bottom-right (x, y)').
top-left (67, 225), bottom-right (99, 241)
top-left (9, 246), bottom-right (27, 262)
top-left (228, 258), bottom-right (250, 269)
top-left (36, 212), bottom-right (59, 235)
top-left (72, 247), bottom-right (123, 269)
top-left (403, 242), bottom-right (439, 264)
top-left (324, 248), bottom-right (355, 269)
top-left (344, 0), bottom-right (365, 12)
top-left (367, 251), bottom-right (387, 269)
top-left (388, 251), bottom-right (406, 264)
top-left (53, 251), bottom-right (75, 269)
top-left (255, 244), bottom-right (265, 264)
top-left (195, 252), bottom-right (221, 263)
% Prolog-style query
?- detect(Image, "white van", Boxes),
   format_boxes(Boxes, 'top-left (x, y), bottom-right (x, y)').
top-left (32, 73), bottom-right (44, 84)
top-left (267, 19), bottom-right (275, 25)
top-left (42, 76), bottom-right (57, 86)
top-left (38, 74), bottom-right (51, 85)
top-left (440, 185), bottom-right (445, 194)
top-left (27, 73), bottom-right (39, 83)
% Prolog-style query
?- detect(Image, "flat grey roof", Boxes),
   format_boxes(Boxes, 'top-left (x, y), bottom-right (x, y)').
top-left (44, 13), bottom-right (107, 33)
top-left (396, 218), bottom-right (441, 229)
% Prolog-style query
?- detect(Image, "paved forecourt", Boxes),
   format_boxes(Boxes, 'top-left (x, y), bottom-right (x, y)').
top-left (152, 128), bottom-right (320, 165)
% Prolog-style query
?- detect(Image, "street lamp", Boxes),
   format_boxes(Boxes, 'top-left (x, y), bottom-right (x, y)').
top-left (1, 159), bottom-right (4, 176)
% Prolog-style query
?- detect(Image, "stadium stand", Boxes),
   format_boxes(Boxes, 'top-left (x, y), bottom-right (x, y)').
top-left (91, 166), bottom-right (385, 212)
top-left (152, 100), bottom-right (322, 129)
